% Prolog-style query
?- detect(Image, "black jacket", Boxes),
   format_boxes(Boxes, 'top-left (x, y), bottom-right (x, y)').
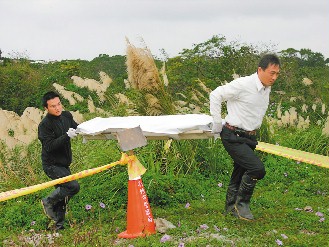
top-left (38, 111), bottom-right (78, 167)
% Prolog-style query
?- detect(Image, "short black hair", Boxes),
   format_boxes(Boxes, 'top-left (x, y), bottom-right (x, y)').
top-left (258, 54), bottom-right (281, 70)
top-left (42, 91), bottom-right (60, 108)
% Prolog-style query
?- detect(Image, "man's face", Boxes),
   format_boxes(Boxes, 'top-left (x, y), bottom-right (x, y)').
top-left (258, 64), bottom-right (280, 87)
top-left (45, 97), bottom-right (63, 116)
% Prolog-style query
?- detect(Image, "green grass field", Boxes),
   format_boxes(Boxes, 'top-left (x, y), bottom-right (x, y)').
top-left (1, 136), bottom-right (328, 246)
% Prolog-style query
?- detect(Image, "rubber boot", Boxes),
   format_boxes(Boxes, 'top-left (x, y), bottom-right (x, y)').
top-left (55, 195), bottom-right (71, 230)
top-left (41, 198), bottom-right (57, 221)
top-left (224, 182), bottom-right (239, 215)
top-left (234, 174), bottom-right (257, 220)
top-left (55, 204), bottom-right (66, 230)
top-left (41, 187), bottom-right (65, 221)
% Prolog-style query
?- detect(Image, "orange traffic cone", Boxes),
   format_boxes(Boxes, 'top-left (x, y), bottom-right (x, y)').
top-left (118, 176), bottom-right (156, 238)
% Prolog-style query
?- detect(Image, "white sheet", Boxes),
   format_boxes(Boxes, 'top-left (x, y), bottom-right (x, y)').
top-left (77, 114), bottom-right (214, 140)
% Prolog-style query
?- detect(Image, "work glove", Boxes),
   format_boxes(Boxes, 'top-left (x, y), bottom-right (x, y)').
top-left (67, 128), bottom-right (77, 139)
top-left (211, 122), bottom-right (222, 140)
top-left (211, 122), bottom-right (223, 134)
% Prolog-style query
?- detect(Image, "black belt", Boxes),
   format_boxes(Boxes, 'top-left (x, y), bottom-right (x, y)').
top-left (224, 123), bottom-right (256, 136)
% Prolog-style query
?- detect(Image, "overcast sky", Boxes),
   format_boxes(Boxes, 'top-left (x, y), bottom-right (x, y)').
top-left (1, 0), bottom-right (328, 61)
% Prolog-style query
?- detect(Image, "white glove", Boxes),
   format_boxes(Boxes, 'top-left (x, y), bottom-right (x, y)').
top-left (211, 122), bottom-right (223, 134)
top-left (211, 122), bottom-right (222, 140)
top-left (67, 128), bottom-right (77, 139)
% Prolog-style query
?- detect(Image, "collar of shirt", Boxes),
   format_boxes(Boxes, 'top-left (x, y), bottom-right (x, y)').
top-left (255, 73), bottom-right (267, 92)
top-left (47, 113), bottom-right (61, 120)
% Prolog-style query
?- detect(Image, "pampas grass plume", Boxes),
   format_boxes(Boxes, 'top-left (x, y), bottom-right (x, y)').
top-left (175, 100), bottom-right (187, 107)
top-left (321, 104), bottom-right (326, 115)
top-left (290, 97), bottom-right (297, 102)
top-left (115, 93), bottom-right (131, 105)
top-left (160, 62), bottom-right (169, 86)
top-left (145, 94), bottom-right (162, 116)
top-left (289, 107), bottom-right (298, 126)
top-left (302, 78), bottom-right (313, 86)
top-left (322, 116), bottom-right (329, 136)
top-left (277, 103), bottom-right (282, 119)
top-left (126, 37), bottom-right (161, 92)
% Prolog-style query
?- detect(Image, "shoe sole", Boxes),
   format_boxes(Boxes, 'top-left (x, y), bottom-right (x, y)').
top-left (234, 205), bottom-right (254, 221)
top-left (41, 199), bottom-right (56, 221)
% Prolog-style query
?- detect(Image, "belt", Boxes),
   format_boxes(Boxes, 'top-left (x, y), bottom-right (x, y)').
top-left (224, 123), bottom-right (256, 136)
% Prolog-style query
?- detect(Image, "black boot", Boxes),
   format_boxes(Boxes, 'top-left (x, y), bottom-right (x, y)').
top-left (234, 174), bottom-right (257, 220)
top-left (41, 187), bottom-right (65, 222)
top-left (41, 198), bottom-right (56, 221)
top-left (224, 183), bottom-right (239, 215)
top-left (55, 196), bottom-right (70, 230)
top-left (55, 202), bottom-right (66, 231)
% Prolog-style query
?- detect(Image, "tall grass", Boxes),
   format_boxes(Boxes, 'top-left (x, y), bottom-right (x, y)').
top-left (125, 39), bottom-right (175, 115)
top-left (0, 140), bottom-right (45, 190)
top-left (278, 127), bottom-right (329, 156)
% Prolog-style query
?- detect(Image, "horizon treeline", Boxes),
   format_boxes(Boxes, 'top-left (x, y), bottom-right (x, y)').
top-left (0, 35), bottom-right (328, 116)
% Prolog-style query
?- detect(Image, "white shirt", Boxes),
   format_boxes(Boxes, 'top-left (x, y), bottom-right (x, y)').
top-left (210, 73), bottom-right (270, 131)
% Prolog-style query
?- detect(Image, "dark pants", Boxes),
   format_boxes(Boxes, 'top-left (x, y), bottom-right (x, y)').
top-left (220, 126), bottom-right (266, 184)
top-left (43, 165), bottom-right (80, 200)
top-left (43, 165), bottom-right (80, 226)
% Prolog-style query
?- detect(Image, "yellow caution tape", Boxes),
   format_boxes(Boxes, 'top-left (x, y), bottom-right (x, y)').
top-left (0, 153), bottom-right (146, 202)
top-left (1, 142), bottom-right (328, 202)
top-left (126, 155), bottom-right (147, 180)
top-left (256, 141), bottom-right (329, 169)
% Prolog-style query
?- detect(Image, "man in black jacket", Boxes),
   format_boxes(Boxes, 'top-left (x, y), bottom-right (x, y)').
top-left (38, 91), bottom-right (80, 230)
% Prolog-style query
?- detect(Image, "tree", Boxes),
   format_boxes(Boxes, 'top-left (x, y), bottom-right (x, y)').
top-left (280, 48), bottom-right (326, 67)
top-left (299, 49), bottom-right (325, 67)
top-left (279, 48), bottom-right (299, 58)
top-left (166, 34), bottom-right (259, 94)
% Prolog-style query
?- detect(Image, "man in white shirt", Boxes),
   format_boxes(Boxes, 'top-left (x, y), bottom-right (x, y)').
top-left (210, 54), bottom-right (280, 220)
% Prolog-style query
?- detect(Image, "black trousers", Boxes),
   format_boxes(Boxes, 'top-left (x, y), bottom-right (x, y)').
top-left (220, 126), bottom-right (266, 185)
top-left (43, 165), bottom-right (80, 204)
